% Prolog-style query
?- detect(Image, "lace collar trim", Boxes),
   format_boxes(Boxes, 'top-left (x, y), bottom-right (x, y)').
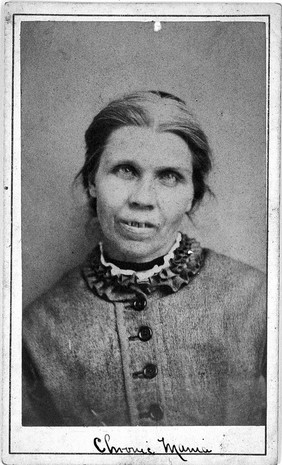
top-left (83, 233), bottom-right (204, 303)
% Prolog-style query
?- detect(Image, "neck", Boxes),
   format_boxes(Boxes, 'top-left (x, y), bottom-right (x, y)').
top-left (102, 253), bottom-right (165, 272)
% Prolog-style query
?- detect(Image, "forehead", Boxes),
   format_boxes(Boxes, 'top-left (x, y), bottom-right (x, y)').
top-left (102, 126), bottom-right (192, 169)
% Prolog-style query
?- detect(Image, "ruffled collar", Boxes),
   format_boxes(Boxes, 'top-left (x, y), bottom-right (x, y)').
top-left (82, 234), bottom-right (204, 303)
top-left (99, 232), bottom-right (182, 280)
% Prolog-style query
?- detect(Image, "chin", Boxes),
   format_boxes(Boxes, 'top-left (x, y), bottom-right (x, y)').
top-left (112, 241), bottom-right (158, 263)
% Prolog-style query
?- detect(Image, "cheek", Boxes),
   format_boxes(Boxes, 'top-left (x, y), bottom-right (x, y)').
top-left (95, 180), bottom-right (128, 218)
top-left (161, 185), bottom-right (194, 217)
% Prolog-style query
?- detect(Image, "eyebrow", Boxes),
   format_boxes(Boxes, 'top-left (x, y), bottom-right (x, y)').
top-left (106, 158), bottom-right (192, 173)
top-left (157, 165), bottom-right (192, 173)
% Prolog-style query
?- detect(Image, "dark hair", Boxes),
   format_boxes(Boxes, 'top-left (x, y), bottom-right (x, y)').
top-left (77, 90), bottom-right (212, 214)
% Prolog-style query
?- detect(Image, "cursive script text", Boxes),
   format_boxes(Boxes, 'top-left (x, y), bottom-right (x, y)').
top-left (93, 434), bottom-right (212, 461)
top-left (94, 434), bottom-right (155, 455)
top-left (158, 436), bottom-right (212, 461)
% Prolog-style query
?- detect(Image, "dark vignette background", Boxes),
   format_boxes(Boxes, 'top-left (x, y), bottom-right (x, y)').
top-left (21, 20), bottom-right (266, 307)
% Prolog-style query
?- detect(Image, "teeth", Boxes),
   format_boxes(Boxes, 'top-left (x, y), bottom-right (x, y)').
top-left (128, 221), bottom-right (148, 228)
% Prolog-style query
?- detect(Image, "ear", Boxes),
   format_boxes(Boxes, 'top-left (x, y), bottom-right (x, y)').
top-left (88, 183), bottom-right (97, 198)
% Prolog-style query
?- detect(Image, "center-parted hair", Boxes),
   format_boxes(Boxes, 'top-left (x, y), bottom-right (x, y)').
top-left (78, 90), bottom-right (212, 215)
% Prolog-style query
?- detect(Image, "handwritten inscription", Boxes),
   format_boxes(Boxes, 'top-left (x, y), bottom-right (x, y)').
top-left (93, 434), bottom-right (212, 462)
top-left (158, 437), bottom-right (212, 461)
top-left (94, 435), bottom-right (155, 456)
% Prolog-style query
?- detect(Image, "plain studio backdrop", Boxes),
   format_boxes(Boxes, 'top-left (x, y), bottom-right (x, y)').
top-left (21, 20), bottom-right (266, 308)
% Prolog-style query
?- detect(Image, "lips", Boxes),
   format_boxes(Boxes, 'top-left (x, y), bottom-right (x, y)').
top-left (117, 219), bottom-right (157, 239)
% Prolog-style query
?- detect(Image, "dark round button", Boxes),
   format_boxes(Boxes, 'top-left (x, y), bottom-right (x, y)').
top-left (143, 363), bottom-right (158, 379)
top-left (138, 326), bottom-right (152, 342)
top-left (132, 295), bottom-right (147, 311)
top-left (149, 403), bottom-right (164, 421)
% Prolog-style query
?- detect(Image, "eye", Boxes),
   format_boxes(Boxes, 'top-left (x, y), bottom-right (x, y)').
top-left (113, 164), bottom-right (137, 180)
top-left (159, 171), bottom-right (181, 187)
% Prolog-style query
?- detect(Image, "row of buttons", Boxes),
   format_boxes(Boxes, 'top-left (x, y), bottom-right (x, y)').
top-left (130, 294), bottom-right (163, 421)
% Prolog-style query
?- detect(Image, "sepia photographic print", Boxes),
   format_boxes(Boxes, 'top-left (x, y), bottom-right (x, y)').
top-left (2, 2), bottom-right (280, 464)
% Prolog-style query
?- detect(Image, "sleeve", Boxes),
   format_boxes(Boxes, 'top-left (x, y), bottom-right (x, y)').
top-left (22, 342), bottom-right (63, 426)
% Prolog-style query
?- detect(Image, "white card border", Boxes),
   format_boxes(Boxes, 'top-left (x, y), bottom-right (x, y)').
top-left (2, 3), bottom-right (280, 464)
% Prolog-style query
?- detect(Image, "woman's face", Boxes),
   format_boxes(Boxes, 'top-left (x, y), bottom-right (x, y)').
top-left (89, 126), bottom-right (194, 263)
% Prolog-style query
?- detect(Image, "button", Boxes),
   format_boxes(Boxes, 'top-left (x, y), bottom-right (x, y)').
top-left (132, 295), bottom-right (147, 311)
top-left (149, 403), bottom-right (164, 421)
top-left (143, 363), bottom-right (158, 379)
top-left (138, 326), bottom-right (152, 342)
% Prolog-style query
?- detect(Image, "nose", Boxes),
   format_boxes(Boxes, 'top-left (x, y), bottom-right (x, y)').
top-left (129, 177), bottom-right (156, 209)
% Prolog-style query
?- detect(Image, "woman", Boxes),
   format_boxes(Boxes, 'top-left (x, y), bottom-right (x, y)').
top-left (22, 90), bottom-right (266, 426)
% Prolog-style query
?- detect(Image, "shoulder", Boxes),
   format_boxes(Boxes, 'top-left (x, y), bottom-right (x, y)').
top-left (24, 266), bottom-right (86, 309)
top-left (23, 266), bottom-right (102, 330)
top-left (174, 248), bottom-right (266, 325)
top-left (201, 248), bottom-right (266, 291)
top-left (22, 265), bottom-right (116, 363)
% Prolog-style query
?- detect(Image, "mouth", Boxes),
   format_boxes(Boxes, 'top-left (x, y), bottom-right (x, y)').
top-left (122, 220), bottom-right (155, 229)
top-left (118, 220), bottom-right (157, 238)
